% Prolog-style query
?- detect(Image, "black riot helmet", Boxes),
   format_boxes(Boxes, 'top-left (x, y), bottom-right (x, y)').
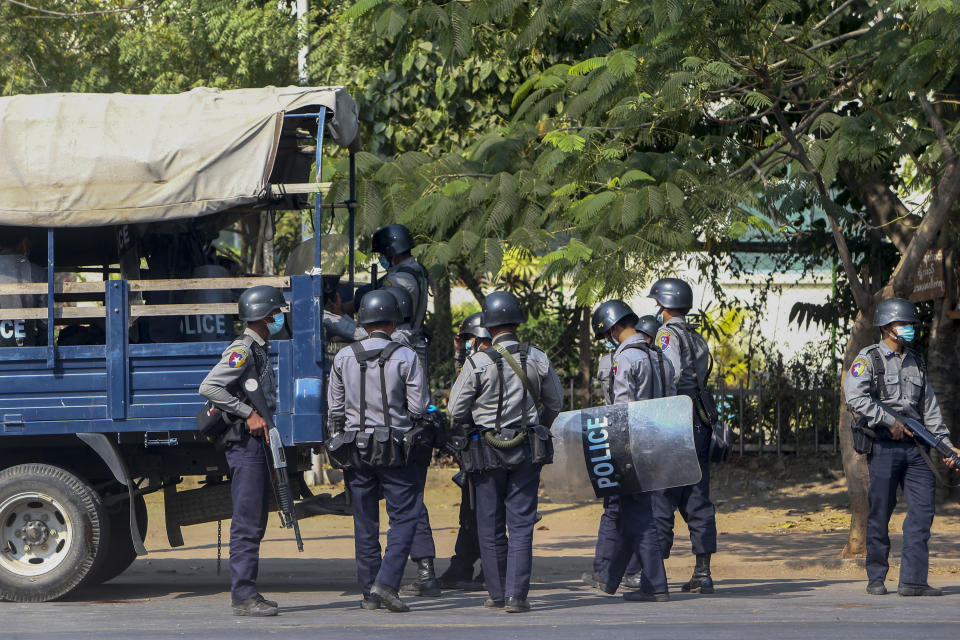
top-left (481, 291), bottom-right (526, 328)
top-left (357, 289), bottom-right (403, 325)
top-left (459, 312), bottom-right (492, 340)
top-left (873, 298), bottom-right (920, 327)
top-left (647, 277), bottom-right (693, 311)
top-left (371, 224), bottom-right (415, 258)
top-left (382, 286), bottom-right (413, 323)
top-left (591, 300), bottom-right (638, 339)
top-left (238, 285), bottom-right (285, 322)
top-left (635, 314), bottom-right (661, 339)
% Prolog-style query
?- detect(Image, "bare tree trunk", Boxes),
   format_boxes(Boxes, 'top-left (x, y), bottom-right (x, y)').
top-left (927, 231), bottom-right (960, 498)
top-left (577, 306), bottom-right (593, 409)
top-left (839, 310), bottom-right (877, 557)
top-left (429, 271), bottom-right (454, 388)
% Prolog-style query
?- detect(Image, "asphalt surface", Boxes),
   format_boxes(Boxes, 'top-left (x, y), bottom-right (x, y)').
top-left (3, 558), bottom-right (959, 639)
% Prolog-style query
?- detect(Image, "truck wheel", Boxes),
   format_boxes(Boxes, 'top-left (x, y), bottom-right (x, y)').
top-left (0, 464), bottom-right (110, 602)
top-left (82, 495), bottom-right (147, 586)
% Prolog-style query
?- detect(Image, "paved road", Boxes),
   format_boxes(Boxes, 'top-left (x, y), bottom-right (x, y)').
top-left (3, 558), bottom-right (959, 639)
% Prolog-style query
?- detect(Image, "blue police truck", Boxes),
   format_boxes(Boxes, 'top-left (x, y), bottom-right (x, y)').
top-left (0, 87), bottom-right (360, 602)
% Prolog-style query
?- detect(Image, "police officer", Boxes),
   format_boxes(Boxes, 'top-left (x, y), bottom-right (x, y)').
top-left (581, 301), bottom-right (672, 602)
top-left (437, 312), bottom-right (491, 590)
top-left (0, 231), bottom-right (46, 347)
top-left (198, 285), bottom-right (285, 617)
top-left (372, 224), bottom-right (431, 377)
top-left (448, 291), bottom-right (563, 612)
top-left (844, 298), bottom-right (960, 596)
top-left (327, 290), bottom-right (432, 612)
top-left (590, 313), bottom-right (660, 586)
top-left (648, 278), bottom-right (719, 594)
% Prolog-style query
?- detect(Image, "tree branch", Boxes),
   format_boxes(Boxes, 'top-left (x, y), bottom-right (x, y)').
top-left (454, 262), bottom-right (485, 306)
top-left (2, 0), bottom-right (160, 18)
top-left (770, 102), bottom-right (872, 309)
top-left (837, 164), bottom-right (913, 254)
top-left (918, 92), bottom-right (955, 163)
top-left (890, 155), bottom-right (960, 296)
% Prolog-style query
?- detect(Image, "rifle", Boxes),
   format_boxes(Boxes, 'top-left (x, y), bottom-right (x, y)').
top-left (242, 377), bottom-right (304, 552)
top-left (903, 417), bottom-right (960, 469)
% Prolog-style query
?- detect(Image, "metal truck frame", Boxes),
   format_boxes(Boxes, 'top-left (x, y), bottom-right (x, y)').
top-left (0, 89), bottom-right (358, 602)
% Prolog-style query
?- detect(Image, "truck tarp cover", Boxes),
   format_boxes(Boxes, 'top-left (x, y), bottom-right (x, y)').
top-left (0, 86), bottom-right (360, 227)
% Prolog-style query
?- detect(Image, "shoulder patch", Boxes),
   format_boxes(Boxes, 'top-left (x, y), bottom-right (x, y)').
top-left (227, 346), bottom-right (248, 369)
top-left (658, 333), bottom-right (671, 351)
top-left (612, 360), bottom-right (619, 376)
top-left (850, 357), bottom-right (868, 378)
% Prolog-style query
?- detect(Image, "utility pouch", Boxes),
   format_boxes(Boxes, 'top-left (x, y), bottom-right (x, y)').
top-left (369, 426), bottom-right (406, 468)
top-left (404, 426), bottom-right (434, 467)
top-left (326, 429), bottom-right (361, 470)
top-left (196, 401), bottom-right (232, 441)
top-left (529, 425), bottom-right (554, 465)
top-left (486, 427), bottom-right (530, 470)
top-left (461, 433), bottom-right (501, 473)
top-left (851, 415), bottom-right (875, 455)
top-left (709, 421), bottom-right (733, 463)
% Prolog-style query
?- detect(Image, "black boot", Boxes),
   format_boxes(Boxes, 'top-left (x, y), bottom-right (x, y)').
top-left (370, 582), bottom-right (410, 612)
top-left (400, 557), bottom-right (442, 596)
top-left (681, 553), bottom-right (714, 594)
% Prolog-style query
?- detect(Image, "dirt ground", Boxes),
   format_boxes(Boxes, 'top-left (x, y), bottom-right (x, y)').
top-left (141, 454), bottom-right (960, 585)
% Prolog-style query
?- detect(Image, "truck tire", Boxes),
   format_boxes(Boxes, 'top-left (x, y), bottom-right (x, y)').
top-left (0, 464), bottom-right (110, 602)
top-left (82, 495), bottom-right (147, 586)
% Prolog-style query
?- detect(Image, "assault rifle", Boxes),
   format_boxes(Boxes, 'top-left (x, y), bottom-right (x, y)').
top-left (903, 417), bottom-right (960, 469)
top-left (243, 377), bottom-right (304, 552)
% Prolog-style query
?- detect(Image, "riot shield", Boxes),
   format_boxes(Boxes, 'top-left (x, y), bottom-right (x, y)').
top-left (540, 396), bottom-right (701, 503)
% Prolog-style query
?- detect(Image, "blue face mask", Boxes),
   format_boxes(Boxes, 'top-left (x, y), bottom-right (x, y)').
top-left (895, 325), bottom-right (915, 343)
top-left (656, 308), bottom-right (664, 324)
top-left (465, 340), bottom-right (473, 351)
top-left (266, 312), bottom-right (285, 336)
top-left (378, 256), bottom-right (390, 269)
top-left (604, 338), bottom-right (617, 350)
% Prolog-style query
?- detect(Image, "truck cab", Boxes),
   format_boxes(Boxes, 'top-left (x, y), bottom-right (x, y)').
top-left (0, 86), bottom-right (360, 602)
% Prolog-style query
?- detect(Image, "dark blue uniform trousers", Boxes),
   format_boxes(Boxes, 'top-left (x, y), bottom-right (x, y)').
top-left (448, 480), bottom-right (482, 577)
top-left (592, 495), bottom-right (642, 576)
top-left (346, 463), bottom-right (423, 597)
top-left (652, 420), bottom-right (717, 557)
top-left (600, 492), bottom-right (667, 594)
top-left (225, 432), bottom-right (269, 602)
top-left (867, 439), bottom-right (936, 585)
top-left (410, 464), bottom-right (437, 560)
top-left (473, 462), bottom-right (540, 602)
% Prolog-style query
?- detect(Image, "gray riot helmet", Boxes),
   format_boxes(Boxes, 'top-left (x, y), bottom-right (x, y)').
top-left (459, 312), bottom-right (492, 340)
top-left (372, 224), bottom-right (415, 258)
top-left (382, 286), bottom-right (413, 323)
top-left (481, 291), bottom-right (526, 328)
top-left (873, 298), bottom-right (920, 327)
top-left (647, 278), bottom-right (693, 311)
top-left (357, 289), bottom-right (403, 324)
top-left (635, 314), bottom-right (661, 339)
top-left (591, 300), bottom-right (638, 339)
top-left (238, 285), bottom-right (285, 322)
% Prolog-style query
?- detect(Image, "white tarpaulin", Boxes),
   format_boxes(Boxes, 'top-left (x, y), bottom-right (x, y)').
top-left (0, 86), bottom-right (360, 228)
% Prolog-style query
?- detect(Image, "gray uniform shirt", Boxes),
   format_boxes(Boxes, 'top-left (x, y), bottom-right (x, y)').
top-left (844, 342), bottom-right (951, 445)
top-left (597, 352), bottom-right (614, 405)
top-left (656, 317), bottom-right (710, 398)
top-left (610, 333), bottom-right (677, 404)
top-left (199, 328), bottom-right (276, 419)
top-left (327, 331), bottom-right (430, 432)
top-left (321, 311), bottom-right (415, 350)
top-left (382, 257), bottom-right (429, 332)
top-left (448, 334), bottom-right (564, 431)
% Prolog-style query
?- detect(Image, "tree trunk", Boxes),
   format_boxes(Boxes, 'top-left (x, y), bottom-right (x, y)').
top-left (577, 306), bottom-right (593, 410)
top-left (927, 230), bottom-right (960, 498)
top-left (839, 310), bottom-right (877, 558)
top-left (428, 271), bottom-right (454, 388)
